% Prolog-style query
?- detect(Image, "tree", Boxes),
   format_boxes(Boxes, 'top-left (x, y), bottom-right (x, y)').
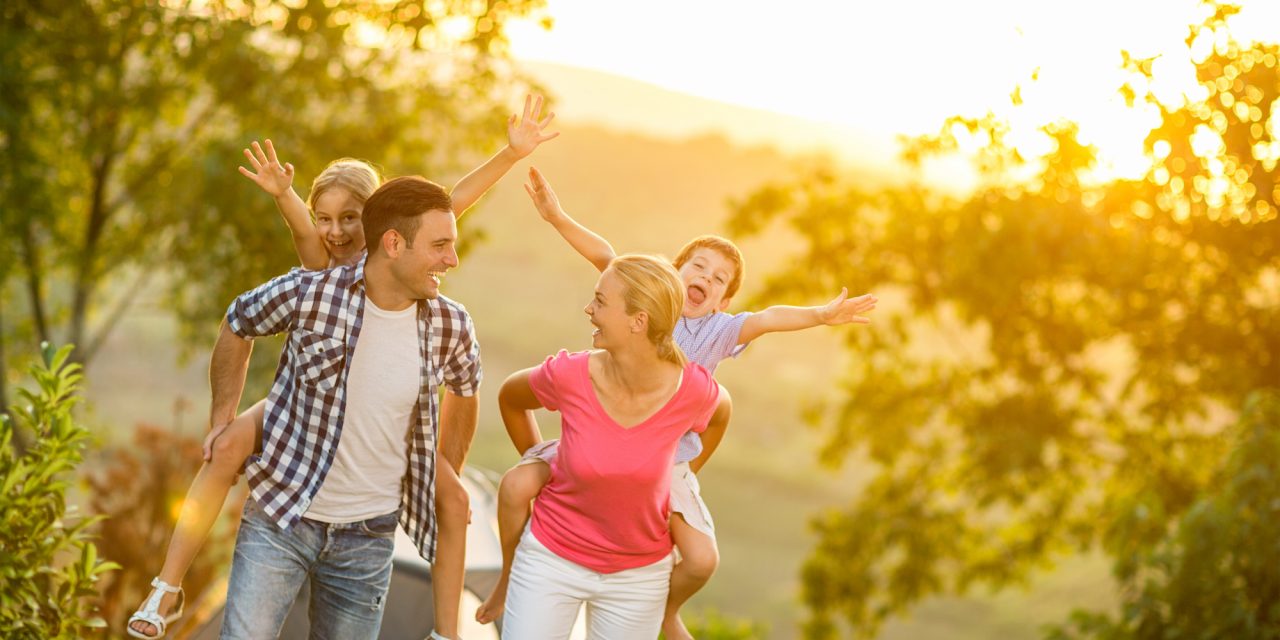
top-left (0, 0), bottom-right (547, 408)
top-left (727, 2), bottom-right (1279, 637)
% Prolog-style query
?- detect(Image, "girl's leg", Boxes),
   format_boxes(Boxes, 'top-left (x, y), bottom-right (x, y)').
top-left (432, 451), bottom-right (470, 639)
top-left (475, 460), bottom-right (551, 624)
top-left (662, 515), bottom-right (719, 640)
top-left (127, 400), bottom-right (263, 638)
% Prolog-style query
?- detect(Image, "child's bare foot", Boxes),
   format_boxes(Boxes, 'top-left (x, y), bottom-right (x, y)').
top-left (127, 587), bottom-right (182, 638)
top-left (475, 575), bottom-right (509, 624)
top-left (661, 612), bottom-right (695, 640)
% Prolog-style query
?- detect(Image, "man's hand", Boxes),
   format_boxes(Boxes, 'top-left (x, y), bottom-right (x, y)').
top-left (203, 421), bottom-right (234, 461)
top-left (524, 166), bottom-right (566, 223)
top-left (238, 139), bottom-right (295, 198)
top-left (817, 288), bottom-right (878, 326)
top-left (507, 94), bottom-right (559, 159)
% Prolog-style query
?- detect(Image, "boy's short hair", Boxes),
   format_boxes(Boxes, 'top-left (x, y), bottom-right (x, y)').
top-left (362, 176), bottom-right (452, 254)
top-left (672, 235), bottom-right (746, 299)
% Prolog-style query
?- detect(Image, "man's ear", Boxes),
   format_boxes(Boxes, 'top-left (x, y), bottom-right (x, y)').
top-left (380, 230), bottom-right (402, 258)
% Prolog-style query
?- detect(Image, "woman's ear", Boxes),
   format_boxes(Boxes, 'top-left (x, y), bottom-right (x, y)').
top-left (631, 311), bottom-right (648, 334)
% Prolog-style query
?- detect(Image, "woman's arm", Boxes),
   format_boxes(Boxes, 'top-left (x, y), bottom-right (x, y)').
top-left (499, 368), bottom-right (548, 455)
top-left (238, 139), bottom-right (329, 269)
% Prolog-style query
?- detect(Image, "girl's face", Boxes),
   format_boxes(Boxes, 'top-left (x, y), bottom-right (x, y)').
top-left (313, 187), bottom-right (365, 264)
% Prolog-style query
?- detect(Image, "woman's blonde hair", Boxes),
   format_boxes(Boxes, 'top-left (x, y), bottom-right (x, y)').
top-left (608, 254), bottom-right (687, 367)
top-left (307, 158), bottom-right (382, 216)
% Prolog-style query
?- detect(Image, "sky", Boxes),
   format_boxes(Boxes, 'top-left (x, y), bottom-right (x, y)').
top-left (503, 0), bottom-right (1280, 179)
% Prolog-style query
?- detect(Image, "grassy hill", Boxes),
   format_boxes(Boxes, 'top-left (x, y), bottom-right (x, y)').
top-left (82, 122), bottom-right (1113, 638)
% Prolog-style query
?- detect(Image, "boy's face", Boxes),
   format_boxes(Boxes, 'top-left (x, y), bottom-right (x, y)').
top-left (678, 247), bottom-right (736, 318)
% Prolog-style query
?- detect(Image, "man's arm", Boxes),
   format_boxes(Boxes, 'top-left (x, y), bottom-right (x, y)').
top-left (203, 319), bottom-right (255, 460)
top-left (524, 166), bottom-right (617, 272)
top-left (239, 139), bottom-right (329, 270)
top-left (498, 368), bottom-right (546, 455)
top-left (737, 288), bottom-right (879, 345)
top-left (451, 94), bottom-right (559, 216)
top-left (690, 385), bottom-right (732, 474)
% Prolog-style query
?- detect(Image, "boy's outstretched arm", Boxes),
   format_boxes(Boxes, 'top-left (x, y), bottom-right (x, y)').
top-left (498, 368), bottom-right (547, 455)
top-left (524, 166), bottom-right (617, 272)
top-left (737, 288), bottom-right (878, 345)
top-left (238, 139), bottom-right (329, 270)
top-left (690, 385), bottom-right (732, 474)
top-left (451, 94), bottom-right (560, 216)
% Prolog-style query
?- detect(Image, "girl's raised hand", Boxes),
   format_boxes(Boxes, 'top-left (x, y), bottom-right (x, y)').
top-left (238, 139), bottom-right (295, 198)
top-left (508, 94), bottom-right (559, 158)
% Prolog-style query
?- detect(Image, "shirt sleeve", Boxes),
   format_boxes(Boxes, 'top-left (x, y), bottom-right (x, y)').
top-left (528, 349), bottom-right (574, 412)
top-left (442, 308), bottom-right (483, 397)
top-left (709, 311), bottom-right (752, 362)
top-left (224, 269), bottom-right (303, 338)
top-left (688, 365), bottom-right (720, 434)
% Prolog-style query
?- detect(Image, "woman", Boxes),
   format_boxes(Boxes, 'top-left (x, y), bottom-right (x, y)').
top-left (498, 254), bottom-right (730, 638)
top-left (126, 95), bottom-right (557, 639)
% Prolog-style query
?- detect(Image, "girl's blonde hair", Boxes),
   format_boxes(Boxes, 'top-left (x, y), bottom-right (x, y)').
top-left (307, 158), bottom-right (382, 216)
top-left (608, 254), bottom-right (687, 367)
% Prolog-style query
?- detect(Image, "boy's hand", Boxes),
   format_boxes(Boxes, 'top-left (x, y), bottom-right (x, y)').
top-left (507, 94), bottom-right (559, 158)
top-left (817, 288), bottom-right (878, 326)
top-left (524, 166), bottom-right (565, 222)
top-left (238, 139), bottom-right (295, 198)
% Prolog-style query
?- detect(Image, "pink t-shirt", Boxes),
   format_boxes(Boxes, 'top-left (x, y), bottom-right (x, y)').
top-left (527, 349), bottom-right (720, 573)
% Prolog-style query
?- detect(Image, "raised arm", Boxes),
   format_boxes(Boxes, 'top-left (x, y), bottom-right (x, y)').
top-left (451, 94), bottom-right (560, 216)
top-left (238, 139), bottom-right (329, 269)
top-left (498, 368), bottom-right (547, 455)
top-left (524, 166), bottom-right (617, 272)
top-left (690, 385), bottom-right (732, 473)
top-left (737, 288), bottom-right (878, 345)
top-left (202, 319), bottom-right (254, 460)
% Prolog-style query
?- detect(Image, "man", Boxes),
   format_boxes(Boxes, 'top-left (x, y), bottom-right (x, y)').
top-left (212, 176), bottom-right (479, 640)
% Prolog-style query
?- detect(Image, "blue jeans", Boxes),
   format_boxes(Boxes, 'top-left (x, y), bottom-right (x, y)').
top-left (220, 500), bottom-right (398, 640)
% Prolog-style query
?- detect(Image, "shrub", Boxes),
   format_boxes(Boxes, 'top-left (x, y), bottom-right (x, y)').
top-left (0, 343), bottom-right (118, 638)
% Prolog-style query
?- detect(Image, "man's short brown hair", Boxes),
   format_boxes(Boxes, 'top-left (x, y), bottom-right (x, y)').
top-left (362, 176), bottom-right (452, 254)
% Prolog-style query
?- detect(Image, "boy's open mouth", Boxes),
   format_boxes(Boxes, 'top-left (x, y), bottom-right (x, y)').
top-left (687, 284), bottom-right (707, 305)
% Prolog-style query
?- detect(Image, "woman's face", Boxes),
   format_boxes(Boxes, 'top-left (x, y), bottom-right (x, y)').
top-left (584, 268), bottom-right (637, 351)
top-left (313, 187), bottom-right (365, 264)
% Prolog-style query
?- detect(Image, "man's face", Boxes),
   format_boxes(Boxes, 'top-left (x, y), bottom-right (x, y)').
top-left (391, 208), bottom-right (458, 300)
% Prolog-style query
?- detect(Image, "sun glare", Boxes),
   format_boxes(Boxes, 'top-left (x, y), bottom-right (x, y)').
top-left (506, 0), bottom-right (1280, 180)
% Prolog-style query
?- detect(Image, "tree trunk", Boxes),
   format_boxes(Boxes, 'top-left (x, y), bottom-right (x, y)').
top-left (69, 149), bottom-right (115, 367)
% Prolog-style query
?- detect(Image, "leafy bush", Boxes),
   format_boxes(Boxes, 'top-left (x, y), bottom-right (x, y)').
top-left (0, 344), bottom-right (118, 638)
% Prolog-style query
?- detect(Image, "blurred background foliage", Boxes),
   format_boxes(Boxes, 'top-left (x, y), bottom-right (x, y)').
top-left (0, 0), bottom-right (546, 400)
top-left (726, 2), bottom-right (1279, 637)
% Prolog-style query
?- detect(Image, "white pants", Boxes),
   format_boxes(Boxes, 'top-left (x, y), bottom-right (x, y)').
top-left (502, 526), bottom-right (674, 639)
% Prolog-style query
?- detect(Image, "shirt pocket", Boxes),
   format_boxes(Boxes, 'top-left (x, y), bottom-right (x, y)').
top-left (295, 332), bottom-right (345, 393)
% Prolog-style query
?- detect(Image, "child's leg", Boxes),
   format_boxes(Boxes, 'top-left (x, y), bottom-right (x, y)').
top-left (662, 462), bottom-right (720, 640)
top-left (128, 400), bottom-right (264, 638)
top-left (475, 460), bottom-right (551, 624)
top-left (663, 515), bottom-right (719, 640)
top-left (432, 452), bottom-right (470, 639)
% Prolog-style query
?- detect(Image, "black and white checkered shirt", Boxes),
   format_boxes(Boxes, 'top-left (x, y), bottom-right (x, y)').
top-left (225, 256), bottom-right (481, 562)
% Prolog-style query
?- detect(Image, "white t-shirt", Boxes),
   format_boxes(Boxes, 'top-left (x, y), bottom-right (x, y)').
top-left (306, 297), bottom-right (420, 523)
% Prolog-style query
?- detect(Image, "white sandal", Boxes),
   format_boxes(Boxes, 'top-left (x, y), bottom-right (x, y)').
top-left (126, 577), bottom-right (185, 639)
